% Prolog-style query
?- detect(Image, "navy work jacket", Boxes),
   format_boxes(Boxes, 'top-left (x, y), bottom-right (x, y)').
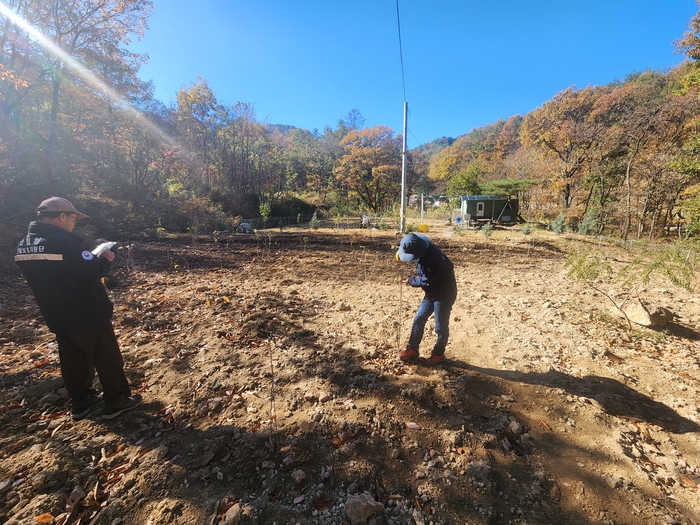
top-left (407, 243), bottom-right (458, 303)
top-left (15, 221), bottom-right (113, 333)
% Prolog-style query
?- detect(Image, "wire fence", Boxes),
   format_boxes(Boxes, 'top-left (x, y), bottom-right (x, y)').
top-left (229, 209), bottom-right (458, 233)
top-left (235, 215), bottom-right (393, 231)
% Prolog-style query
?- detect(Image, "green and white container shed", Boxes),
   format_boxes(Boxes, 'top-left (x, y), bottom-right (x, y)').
top-left (460, 195), bottom-right (520, 224)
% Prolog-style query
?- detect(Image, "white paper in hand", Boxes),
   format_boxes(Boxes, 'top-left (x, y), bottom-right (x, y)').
top-left (91, 241), bottom-right (116, 256)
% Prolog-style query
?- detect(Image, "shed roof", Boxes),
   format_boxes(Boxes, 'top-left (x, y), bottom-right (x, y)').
top-left (460, 195), bottom-right (508, 201)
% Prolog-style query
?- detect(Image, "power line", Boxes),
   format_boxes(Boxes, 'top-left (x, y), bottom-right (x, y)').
top-left (396, 0), bottom-right (407, 103)
top-left (409, 128), bottom-right (422, 148)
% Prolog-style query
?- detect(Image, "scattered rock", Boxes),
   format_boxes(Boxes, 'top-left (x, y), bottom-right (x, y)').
top-left (619, 299), bottom-right (674, 327)
top-left (39, 393), bottom-right (63, 405)
top-left (291, 469), bottom-right (306, 484)
top-left (508, 420), bottom-right (523, 434)
top-left (605, 476), bottom-right (624, 489)
top-left (0, 479), bottom-right (11, 495)
top-left (319, 392), bottom-right (332, 403)
top-left (345, 494), bottom-right (383, 525)
top-left (222, 502), bottom-right (241, 525)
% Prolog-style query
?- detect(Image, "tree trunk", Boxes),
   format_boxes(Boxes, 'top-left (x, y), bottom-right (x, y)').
top-left (44, 73), bottom-right (62, 182)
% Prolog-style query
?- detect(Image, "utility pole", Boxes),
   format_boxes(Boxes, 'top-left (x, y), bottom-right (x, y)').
top-left (400, 101), bottom-right (408, 234)
top-left (421, 193), bottom-right (424, 224)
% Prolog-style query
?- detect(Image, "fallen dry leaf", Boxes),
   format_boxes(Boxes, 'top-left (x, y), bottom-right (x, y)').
top-left (604, 350), bottom-right (623, 365)
top-left (51, 422), bottom-right (65, 437)
top-left (314, 498), bottom-right (335, 512)
top-left (680, 475), bottom-right (697, 489)
top-left (412, 488), bottom-right (422, 511)
top-left (36, 513), bottom-right (54, 523)
top-left (678, 372), bottom-right (697, 382)
top-left (331, 429), bottom-right (357, 447)
top-left (550, 483), bottom-right (561, 501)
top-left (219, 500), bottom-right (239, 515)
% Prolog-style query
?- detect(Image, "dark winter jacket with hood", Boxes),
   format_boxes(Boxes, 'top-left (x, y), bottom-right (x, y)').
top-left (407, 243), bottom-right (458, 303)
top-left (15, 221), bottom-right (113, 333)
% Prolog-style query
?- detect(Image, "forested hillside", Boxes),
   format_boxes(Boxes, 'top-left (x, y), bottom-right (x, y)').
top-left (2, 1), bottom-right (700, 243)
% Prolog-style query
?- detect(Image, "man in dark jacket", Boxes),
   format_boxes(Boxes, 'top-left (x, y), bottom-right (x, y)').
top-left (15, 197), bottom-right (142, 420)
top-left (396, 233), bottom-right (457, 365)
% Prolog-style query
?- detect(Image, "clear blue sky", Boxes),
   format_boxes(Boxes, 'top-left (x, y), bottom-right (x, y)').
top-left (129, 1), bottom-right (698, 148)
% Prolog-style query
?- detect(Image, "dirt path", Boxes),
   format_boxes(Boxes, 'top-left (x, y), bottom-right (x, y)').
top-left (1, 226), bottom-right (699, 524)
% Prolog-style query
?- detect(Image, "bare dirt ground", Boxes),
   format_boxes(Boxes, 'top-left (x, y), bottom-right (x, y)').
top-left (1, 225), bottom-right (700, 525)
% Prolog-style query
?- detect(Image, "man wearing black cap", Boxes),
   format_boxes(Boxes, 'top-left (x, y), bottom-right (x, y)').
top-left (15, 197), bottom-right (142, 420)
top-left (396, 232), bottom-right (457, 365)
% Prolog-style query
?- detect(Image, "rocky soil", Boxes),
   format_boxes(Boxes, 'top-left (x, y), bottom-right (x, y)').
top-left (1, 225), bottom-right (699, 525)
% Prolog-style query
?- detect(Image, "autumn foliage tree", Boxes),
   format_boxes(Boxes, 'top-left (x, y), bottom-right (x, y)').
top-left (520, 86), bottom-right (605, 210)
top-left (0, 0), bottom-right (155, 219)
top-left (334, 126), bottom-right (402, 212)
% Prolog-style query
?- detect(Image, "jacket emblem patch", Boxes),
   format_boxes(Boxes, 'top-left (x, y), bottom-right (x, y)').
top-left (82, 250), bottom-right (94, 261)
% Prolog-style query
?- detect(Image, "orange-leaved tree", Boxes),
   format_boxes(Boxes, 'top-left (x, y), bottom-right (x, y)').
top-left (520, 86), bottom-right (605, 210)
top-left (334, 126), bottom-right (402, 212)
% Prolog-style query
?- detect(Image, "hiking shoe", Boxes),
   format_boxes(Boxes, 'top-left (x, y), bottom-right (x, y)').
top-left (102, 394), bottom-right (142, 420)
top-left (71, 394), bottom-right (104, 421)
top-left (425, 354), bottom-right (446, 366)
top-left (399, 346), bottom-right (419, 363)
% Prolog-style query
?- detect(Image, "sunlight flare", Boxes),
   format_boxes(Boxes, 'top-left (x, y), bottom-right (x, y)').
top-left (0, 1), bottom-right (178, 149)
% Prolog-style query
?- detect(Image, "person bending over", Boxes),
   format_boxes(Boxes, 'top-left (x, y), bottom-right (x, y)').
top-left (396, 233), bottom-right (457, 366)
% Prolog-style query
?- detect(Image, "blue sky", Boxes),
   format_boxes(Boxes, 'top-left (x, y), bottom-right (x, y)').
top-left (129, 1), bottom-right (698, 148)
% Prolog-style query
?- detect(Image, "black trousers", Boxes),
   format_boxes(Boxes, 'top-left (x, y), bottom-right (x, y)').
top-left (55, 319), bottom-right (131, 403)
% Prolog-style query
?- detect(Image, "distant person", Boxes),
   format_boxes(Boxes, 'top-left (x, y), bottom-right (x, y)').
top-left (14, 197), bottom-right (142, 420)
top-left (396, 233), bottom-right (457, 365)
top-left (361, 214), bottom-right (370, 228)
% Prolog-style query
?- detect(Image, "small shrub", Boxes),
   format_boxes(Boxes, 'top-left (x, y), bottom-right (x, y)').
top-left (481, 222), bottom-right (494, 238)
top-left (551, 214), bottom-right (567, 235)
top-left (406, 222), bottom-right (417, 232)
top-left (259, 200), bottom-right (271, 224)
top-left (597, 311), bottom-right (613, 324)
top-left (521, 223), bottom-right (532, 236)
top-left (577, 211), bottom-right (598, 236)
top-left (310, 211), bottom-right (320, 230)
top-left (566, 241), bottom-right (697, 329)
